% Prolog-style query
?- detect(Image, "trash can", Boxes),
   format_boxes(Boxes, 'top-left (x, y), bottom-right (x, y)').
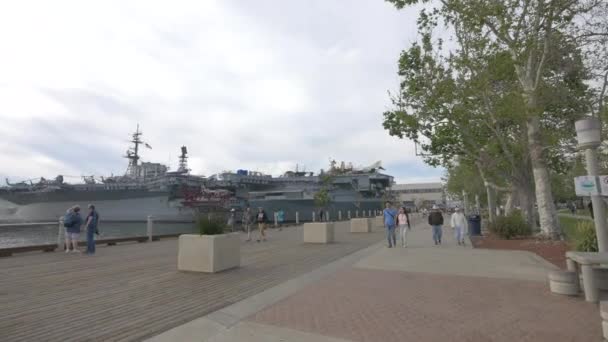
top-left (468, 215), bottom-right (481, 236)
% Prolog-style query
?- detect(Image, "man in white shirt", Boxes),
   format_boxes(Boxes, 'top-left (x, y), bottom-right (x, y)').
top-left (450, 207), bottom-right (468, 246)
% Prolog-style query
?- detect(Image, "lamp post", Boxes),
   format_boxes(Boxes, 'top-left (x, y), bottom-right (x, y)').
top-left (575, 117), bottom-right (608, 252)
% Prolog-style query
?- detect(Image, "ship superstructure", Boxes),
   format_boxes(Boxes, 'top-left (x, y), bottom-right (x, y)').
top-left (0, 126), bottom-right (205, 222)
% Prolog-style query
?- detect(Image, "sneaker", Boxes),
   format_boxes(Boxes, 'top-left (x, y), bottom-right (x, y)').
top-left (65, 249), bottom-right (70, 254)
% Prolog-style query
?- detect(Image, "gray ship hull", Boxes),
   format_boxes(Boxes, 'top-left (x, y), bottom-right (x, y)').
top-left (1, 196), bottom-right (195, 222)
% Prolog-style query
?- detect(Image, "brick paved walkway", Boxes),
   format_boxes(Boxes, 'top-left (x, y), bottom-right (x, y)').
top-left (250, 268), bottom-right (601, 341)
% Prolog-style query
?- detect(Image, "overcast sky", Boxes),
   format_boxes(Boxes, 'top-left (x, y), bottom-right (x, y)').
top-left (0, 0), bottom-right (443, 185)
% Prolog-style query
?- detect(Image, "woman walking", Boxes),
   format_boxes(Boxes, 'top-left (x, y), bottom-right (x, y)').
top-left (396, 207), bottom-right (411, 247)
top-left (256, 207), bottom-right (268, 242)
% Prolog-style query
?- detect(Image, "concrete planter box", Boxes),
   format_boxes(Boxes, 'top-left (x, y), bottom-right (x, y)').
top-left (178, 233), bottom-right (240, 273)
top-left (350, 218), bottom-right (371, 233)
top-left (373, 216), bottom-right (384, 228)
top-left (303, 222), bottom-right (334, 243)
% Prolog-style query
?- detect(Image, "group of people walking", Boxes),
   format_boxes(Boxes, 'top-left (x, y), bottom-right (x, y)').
top-left (63, 204), bottom-right (100, 255)
top-left (382, 202), bottom-right (468, 247)
top-left (61, 202), bottom-right (469, 254)
top-left (240, 206), bottom-right (270, 242)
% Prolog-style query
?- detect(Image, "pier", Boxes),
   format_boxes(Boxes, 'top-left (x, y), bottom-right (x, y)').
top-left (0, 222), bottom-right (383, 342)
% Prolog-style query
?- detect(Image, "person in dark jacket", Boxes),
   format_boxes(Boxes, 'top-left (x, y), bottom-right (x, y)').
top-left (84, 204), bottom-right (100, 255)
top-left (428, 205), bottom-right (444, 245)
top-left (589, 201), bottom-right (594, 219)
top-left (256, 207), bottom-right (268, 242)
top-left (64, 205), bottom-right (84, 253)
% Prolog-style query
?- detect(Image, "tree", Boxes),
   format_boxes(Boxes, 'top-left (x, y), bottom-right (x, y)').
top-left (385, 0), bottom-right (605, 238)
top-left (314, 188), bottom-right (331, 210)
top-left (383, 17), bottom-right (537, 226)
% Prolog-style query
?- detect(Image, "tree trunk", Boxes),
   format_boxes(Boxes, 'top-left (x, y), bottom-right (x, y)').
top-left (486, 184), bottom-right (496, 223)
top-left (526, 114), bottom-right (561, 238)
top-left (515, 181), bottom-right (536, 230)
top-left (504, 190), bottom-right (514, 216)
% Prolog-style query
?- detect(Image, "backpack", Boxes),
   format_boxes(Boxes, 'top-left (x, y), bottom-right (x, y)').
top-left (63, 213), bottom-right (74, 228)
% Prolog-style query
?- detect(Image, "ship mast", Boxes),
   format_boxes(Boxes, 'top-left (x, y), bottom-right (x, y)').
top-left (177, 146), bottom-right (190, 173)
top-left (125, 124), bottom-right (145, 177)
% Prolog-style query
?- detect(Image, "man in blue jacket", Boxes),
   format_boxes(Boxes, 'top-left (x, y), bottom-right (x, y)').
top-left (383, 202), bottom-right (398, 248)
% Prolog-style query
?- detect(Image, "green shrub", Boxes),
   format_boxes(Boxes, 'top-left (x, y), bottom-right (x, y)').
top-left (488, 210), bottom-right (532, 239)
top-left (196, 215), bottom-right (226, 235)
top-left (573, 220), bottom-right (598, 252)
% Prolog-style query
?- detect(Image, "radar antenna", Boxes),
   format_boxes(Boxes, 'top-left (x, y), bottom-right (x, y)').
top-left (124, 124), bottom-right (152, 177)
top-left (177, 146), bottom-right (190, 173)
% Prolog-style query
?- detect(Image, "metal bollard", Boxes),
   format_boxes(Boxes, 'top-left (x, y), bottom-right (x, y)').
top-left (348, 210), bottom-right (351, 219)
top-left (338, 211), bottom-right (342, 221)
top-left (368, 210), bottom-right (372, 217)
top-left (274, 212), bottom-right (278, 228)
top-left (312, 211), bottom-right (316, 222)
top-left (326, 211), bottom-right (330, 222)
top-left (57, 217), bottom-right (65, 251)
top-left (147, 215), bottom-right (154, 242)
top-left (356, 210), bottom-right (359, 218)
top-left (296, 211), bottom-right (299, 225)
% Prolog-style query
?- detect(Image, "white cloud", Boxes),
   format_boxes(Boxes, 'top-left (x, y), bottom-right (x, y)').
top-left (0, 0), bottom-right (441, 184)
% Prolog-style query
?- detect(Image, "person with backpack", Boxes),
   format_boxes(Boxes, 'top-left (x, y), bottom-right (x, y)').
top-left (383, 202), bottom-right (398, 248)
top-left (84, 204), bottom-right (100, 255)
top-left (63, 205), bottom-right (83, 253)
top-left (428, 205), bottom-right (444, 245)
top-left (256, 207), bottom-right (268, 242)
top-left (396, 207), bottom-right (411, 248)
top-left (242, 206), bottom-right (253, 241)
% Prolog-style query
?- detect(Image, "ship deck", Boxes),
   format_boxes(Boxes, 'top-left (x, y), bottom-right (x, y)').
top-left (0, 222), bottom-right (384, 342)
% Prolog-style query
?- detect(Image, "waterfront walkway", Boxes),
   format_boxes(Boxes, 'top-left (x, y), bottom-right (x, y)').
top-left (2, 217), bottom-right (602, 341)
top-left (0, 222), bottom-right (384, 342)
top-left (151, 219), bottom-right (601, 342)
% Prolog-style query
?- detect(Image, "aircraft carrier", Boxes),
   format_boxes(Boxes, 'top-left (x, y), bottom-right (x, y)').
top-left (0, 128), bottom-right (394, 222)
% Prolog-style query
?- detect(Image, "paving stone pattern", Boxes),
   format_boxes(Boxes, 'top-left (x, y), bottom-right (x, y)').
top-left (251, 268), bottom-right (602, 342)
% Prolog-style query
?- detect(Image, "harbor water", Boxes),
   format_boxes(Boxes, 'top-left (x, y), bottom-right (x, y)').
top-left (0, 221), bottom-right (197, 248)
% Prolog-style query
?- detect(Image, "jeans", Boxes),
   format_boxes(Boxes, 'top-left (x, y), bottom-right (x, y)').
top-left (454, 225), bottom-right (465, 243)
top-left (432, 225), bottom-right (442, 243)
top-left (86, 227), bottom-right (96, 254)
top-left (386, 225), bottom-right (397, 247)
top-left (399, 224), bottom-right (408, 246)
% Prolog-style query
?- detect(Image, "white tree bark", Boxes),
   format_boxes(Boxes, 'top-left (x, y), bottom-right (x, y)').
top-left (504, 191), bottom-right (514, 216)
top-left (526, 114), bottom-right (560, 237)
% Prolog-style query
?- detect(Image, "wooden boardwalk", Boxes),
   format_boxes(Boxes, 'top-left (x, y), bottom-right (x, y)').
top-left (0, 222), bottom-right (384, 342)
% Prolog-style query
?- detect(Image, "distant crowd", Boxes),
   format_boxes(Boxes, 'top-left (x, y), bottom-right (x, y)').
top-left (61, 202), bottom-right (473, 255)
top-left (382, 201), bottom-right (468, 247)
